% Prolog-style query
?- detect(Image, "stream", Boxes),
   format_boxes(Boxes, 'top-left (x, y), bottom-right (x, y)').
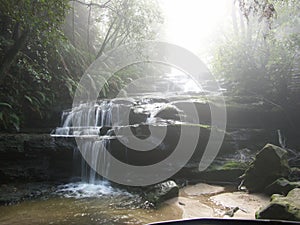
top-left (0, 181), bottom-right (270, 225)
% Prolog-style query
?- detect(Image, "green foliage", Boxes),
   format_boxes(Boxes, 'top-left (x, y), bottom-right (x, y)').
top-left (64, 0), bottom-right (163, 98)
top-left (0, 0), bottom-right (162, 131)
top-left (212, 0), bottom-right (300, 104)
top-left (0, 0), bottom-right (69, 45)
top-left (0, 0), bottom-right (80, 131)
top-left (0, 102), bottom-right (20, 131)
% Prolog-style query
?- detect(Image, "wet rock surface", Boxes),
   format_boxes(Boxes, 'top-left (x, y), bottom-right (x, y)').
top-left (165, 182), bottom-right (269, 220)
top-left (210, 192), bottom-right (269, 219)
top-left (2, 96), bottom-right (298, 186)
top-left (143, 180), bottom-right (179, 206)
top-left (0, 182), bottom-right (57, 205)
top-left (0, 134), bottom-right (75, 184)
top-left (256, 188), bottom-right (300, 221)
top-left (264, 178), bottom-right (300, 196)
top-left (183, 183), bottom-right (225, 196)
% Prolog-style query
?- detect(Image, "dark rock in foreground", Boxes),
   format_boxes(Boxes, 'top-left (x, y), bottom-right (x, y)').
top-left (256, 188), bottom-right (300, 221)
top-left (143, 180), bottom-right (179, 206)
top-left (264, 178), bottom-right (300, 196)
top-left (241, 144), bottom-right (290, 192)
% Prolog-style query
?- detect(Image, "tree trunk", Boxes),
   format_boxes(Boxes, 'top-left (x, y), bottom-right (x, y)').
top-left (231, 1), bottom-right (239, 36)
top-left (238, 8), bottom-right (246, 39)
top-left (0, 30), bottom-right (29, 83)
top-left (96, 17), bottom-right (117, 58)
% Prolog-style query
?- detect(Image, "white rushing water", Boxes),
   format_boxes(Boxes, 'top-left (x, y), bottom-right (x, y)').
top-left (51, 95), bottom-right (202, 185)
top-left (56, 181), bottom-right (132, 199)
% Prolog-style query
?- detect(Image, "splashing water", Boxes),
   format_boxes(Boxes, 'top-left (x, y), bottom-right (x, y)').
top-left (56, 181), bottom-right (132, 199)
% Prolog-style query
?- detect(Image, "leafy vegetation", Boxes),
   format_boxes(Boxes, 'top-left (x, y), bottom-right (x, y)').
top-left (0, 0), bottom-right (162, 131)
top-left (212, 0), bottom-right (300, 105)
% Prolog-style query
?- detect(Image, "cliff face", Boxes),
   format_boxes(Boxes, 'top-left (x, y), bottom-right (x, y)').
top-left (0, 134), bottom-right (75, 184)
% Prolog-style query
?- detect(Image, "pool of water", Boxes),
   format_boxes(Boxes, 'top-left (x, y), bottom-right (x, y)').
top-left (0, 182), bottom-right (181, 225)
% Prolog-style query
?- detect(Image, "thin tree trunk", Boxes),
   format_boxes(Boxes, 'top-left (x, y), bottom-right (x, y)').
top-left (231, 1), bottom-right (239, 36)
top-left (247, 20), bottom-right (252, 43)
top-left (96, 17), bottom-right (117, 58)
top-left (72, 1), bottom-right (75, 45)
top-left (87, 4), bottom-right (92, 58)
top-left (239, 8), bottom-right (246, 39)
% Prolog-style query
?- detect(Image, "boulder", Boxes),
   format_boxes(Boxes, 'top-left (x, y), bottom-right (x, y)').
top-left (241, 144), bottom-right (290, 192)
top-left (172, 101), bottom-right (211, 124)
top-left (143, 180), bottom-right (179, 206)
top-left (129, 109), bottom-right (148, 125)
top-left (175, 162), bottom-right (246, 184)
top-left (289, 167), bottom-right (300, 182)
top-left (154, 105), bottom-right (181, 121)
top-left (174, 154), bottom-right (249, 184)
top-left (264, 178), bottom-right (300, 196)
top-left (200, 161), bottom-right (248, 183)
top-left (256, 188), bottom-right (300, 221)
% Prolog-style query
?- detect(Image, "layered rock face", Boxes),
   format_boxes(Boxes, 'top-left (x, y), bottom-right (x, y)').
top-left (1, 96), bottom-right (299, 185)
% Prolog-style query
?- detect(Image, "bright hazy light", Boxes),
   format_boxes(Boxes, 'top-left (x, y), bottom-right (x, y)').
top-left (159, 0), bottom-right (231, 57)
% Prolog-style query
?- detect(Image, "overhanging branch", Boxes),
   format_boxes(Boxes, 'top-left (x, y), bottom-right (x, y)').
top-left (70, 0), bottom-right (112, 9)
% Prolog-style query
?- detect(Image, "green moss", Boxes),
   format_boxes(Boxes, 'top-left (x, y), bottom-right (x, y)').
top-left (221, 161), bottom-right (249, 170)
top-left (206, 161), bottom-right (248, 172)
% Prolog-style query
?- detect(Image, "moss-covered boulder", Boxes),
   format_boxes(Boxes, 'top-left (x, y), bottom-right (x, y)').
top-left (175, 160), bottom-right (247, 184)
top-left (241, 144), bottom-right (290, 192)
top-left (143, 180), bottom-right (179, 206)
top-left (256, 188), bottom-right (300, 221)
top-left (199, 161), bottom-right (248, 183)
top-left (264, 178), bottom-right (300, 196)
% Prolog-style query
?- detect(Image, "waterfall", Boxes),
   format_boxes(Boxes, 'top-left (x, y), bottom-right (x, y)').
top-left (51, 96), bottom-right (197, 184)
top-left (68, 137), bottom-right (112, 184)
top-left (59, 101), bottom-right (115, 130)
top-left (52, 98), bottom-right (141, 184)
top-left (77, 139), bottom-right (110, 184)
top-left (52, 100), bottom-right (118, 184)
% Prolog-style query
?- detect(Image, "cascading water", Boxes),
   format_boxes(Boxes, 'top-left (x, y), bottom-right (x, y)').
top-left (52, 96), bottom-right (193, 185)
top-left (52, 100), bottom-right (119, 184)
top-left (77, 138), bottom-right (111, 184)
top-left (52, 71), bottom-right (219, 186)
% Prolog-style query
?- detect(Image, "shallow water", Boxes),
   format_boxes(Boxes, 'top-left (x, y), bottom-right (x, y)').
top-left (0, 182), bottom-right (181, 225)
top-left (0, 182), bottom-right (270, 224)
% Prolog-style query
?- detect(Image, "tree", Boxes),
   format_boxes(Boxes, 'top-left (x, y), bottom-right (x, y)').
top-left (64, 0), bottom-right (163, 97)
top-left (0, 0), bottom-right (163, 130)
top-left (0, 0), bottom-right (70, 81)
top-left (212, 0), bottom-right (300, 104)
top-left (65, 0), bottom-right (162, 57)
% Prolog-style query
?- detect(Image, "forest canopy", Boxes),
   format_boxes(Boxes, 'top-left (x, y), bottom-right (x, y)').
top-left (212, 0), bottom-right (300, 104)
top-left (0, 0), bottom-right (162, 130)
top-left (0, 0), bottom-right (299, 131)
